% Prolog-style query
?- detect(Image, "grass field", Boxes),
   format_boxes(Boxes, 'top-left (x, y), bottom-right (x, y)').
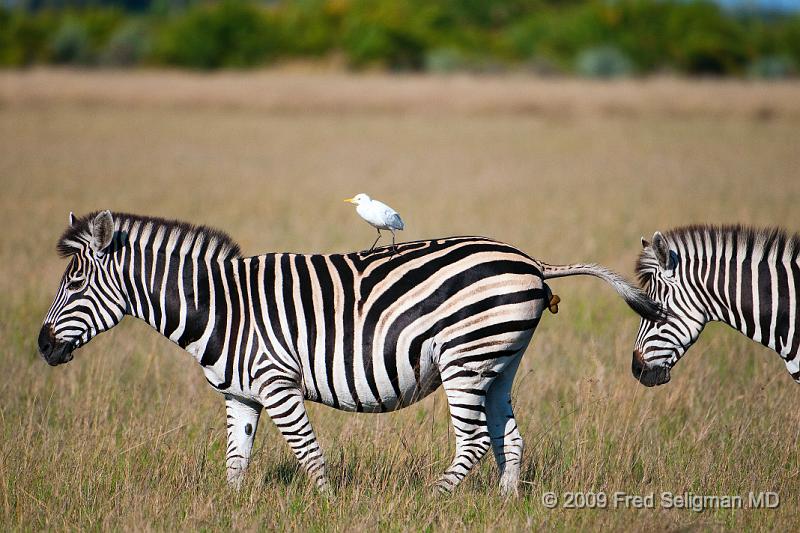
top-left (1, 70), bottom-right (800, 531)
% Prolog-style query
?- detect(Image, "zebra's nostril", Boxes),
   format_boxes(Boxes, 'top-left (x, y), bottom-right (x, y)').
top-left (631, 350), bottom-right (644, 376)
top-left (38, 325), bottom-right (55, 356)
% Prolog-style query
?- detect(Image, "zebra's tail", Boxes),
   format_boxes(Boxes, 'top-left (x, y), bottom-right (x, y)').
top-left (535, 261), bottom-right (667, 322)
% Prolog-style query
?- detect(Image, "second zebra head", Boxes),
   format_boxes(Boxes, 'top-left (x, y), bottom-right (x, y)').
top-left (631, 231), bottom-right (698, 386)
top-left (632, 225), bottom-right (800, 387)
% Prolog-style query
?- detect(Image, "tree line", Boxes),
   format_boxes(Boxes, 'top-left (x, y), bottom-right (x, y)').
top-left (2, 0), bottom-right (799, 77)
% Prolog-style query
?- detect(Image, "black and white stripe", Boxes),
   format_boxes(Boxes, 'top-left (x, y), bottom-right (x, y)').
top-left (39, 210), bottom-right (663, 495)
top-left (632, 225), bottom-right (800, 387)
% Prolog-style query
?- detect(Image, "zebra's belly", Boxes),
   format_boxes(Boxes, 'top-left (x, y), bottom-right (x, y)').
top-left (311, 367), bottom-right (442, 413)
top-left (363, 365), bottom-right (441, 412)
top-left (304, 343), bottom-right (442, 413)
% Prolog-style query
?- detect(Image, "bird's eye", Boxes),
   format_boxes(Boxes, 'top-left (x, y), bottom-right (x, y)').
top-left (67, 278), bottom-right (85, 291)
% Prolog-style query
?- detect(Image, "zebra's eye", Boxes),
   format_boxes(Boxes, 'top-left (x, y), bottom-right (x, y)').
top-left (67, 278), bottom-right (85, 291)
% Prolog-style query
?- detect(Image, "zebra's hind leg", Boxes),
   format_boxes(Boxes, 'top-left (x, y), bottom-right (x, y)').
top-left (486, 350), bottom-right (525, 497)
top-left (262, 382), bottom-right (330, 493)
top-left (434, 366), bottom-right (494, 494)
top-left (225, 395), bottom-right (262, 489)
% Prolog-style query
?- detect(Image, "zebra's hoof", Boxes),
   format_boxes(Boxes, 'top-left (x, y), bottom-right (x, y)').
top-left (226, 474), bottom-right (244, 492)
top-left (433, 479), bottom-right (455, 496)
top-left (316, 482), bottom-right (333, 498)
top-left (499, 479), bottom-right (520, 498)
top-left (226, 462), bottom-right (247, 489)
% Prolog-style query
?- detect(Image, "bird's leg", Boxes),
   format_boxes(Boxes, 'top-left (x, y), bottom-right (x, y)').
top-left (391, 230), bottom-right (398, 255)
top-left (367, 229), bottom-right (382, 254)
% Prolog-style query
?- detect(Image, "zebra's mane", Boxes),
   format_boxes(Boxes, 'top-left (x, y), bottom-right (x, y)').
top-left (57, 211), bottom-right (242, 260)
top-left (635, 224), bottom-right (800, 285)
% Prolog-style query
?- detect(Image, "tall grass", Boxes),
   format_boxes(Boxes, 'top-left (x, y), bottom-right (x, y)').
top-left (1, 71), bottom-right (799, 530)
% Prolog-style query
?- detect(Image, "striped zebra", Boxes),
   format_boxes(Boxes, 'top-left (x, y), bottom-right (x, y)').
top-left (39, 210), bottom-right (663, 495)
top-left (633, 225), bottom-right (800, 387)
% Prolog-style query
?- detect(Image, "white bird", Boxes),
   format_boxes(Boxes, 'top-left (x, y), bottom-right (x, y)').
top-left (344, 193), bottom-right (405, 254)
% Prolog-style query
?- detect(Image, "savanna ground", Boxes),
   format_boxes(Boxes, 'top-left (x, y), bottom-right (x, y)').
top-left (1, 69), bottom-right (800, 531)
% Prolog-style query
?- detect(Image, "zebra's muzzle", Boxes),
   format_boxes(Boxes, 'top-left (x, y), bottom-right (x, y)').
top-left (38, 325), bottom-right (75, 366)
top-left (631, 350), bottom-right (671, 387)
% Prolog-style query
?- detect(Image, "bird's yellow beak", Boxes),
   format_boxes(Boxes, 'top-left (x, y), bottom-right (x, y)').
top-left (344, 197), bottom-right (355, 204)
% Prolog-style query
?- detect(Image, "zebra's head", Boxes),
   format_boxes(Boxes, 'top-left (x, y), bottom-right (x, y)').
top-left (632, 231), bottom-right (706, 386)
top-left (38, 211), bottom-right (127, 366)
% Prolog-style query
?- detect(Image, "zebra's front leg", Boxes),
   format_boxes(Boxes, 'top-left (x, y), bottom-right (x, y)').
top-left (225, 394), bottom-right (262, 489)
top-left (262, 382), bottom-right (330, 492)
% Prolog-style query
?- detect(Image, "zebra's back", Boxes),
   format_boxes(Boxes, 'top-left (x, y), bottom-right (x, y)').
top-left (247, 236), bottom-right (548, 412)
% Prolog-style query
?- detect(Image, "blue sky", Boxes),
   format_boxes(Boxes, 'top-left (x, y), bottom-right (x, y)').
top-left (717, 0), bottom-right (800, 11)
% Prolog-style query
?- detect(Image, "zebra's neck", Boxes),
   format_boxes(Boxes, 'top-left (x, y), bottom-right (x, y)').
top-left (112, 218), bottom-right (241, 366)
top-left (680, 230), bottom-right (798, 357)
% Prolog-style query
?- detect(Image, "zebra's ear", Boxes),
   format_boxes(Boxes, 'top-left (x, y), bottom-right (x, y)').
top-left (90, 210), bottom-right (114, 254)
top-left (641, 236), bottom-right (650, 248)
top-left (69, 211), bottom-right (76, 226)
top-left (652, 231), bottom-right (671, 270)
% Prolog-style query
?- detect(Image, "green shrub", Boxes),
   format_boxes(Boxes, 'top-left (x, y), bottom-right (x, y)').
top-left (503, 6), bottom-right (608, 68)
top-left (424, 47), bottom-right (470, 73)
top-left (153, 1), bottom-right (280, 69)
top-left (43, 9), bottom-right (124, 66)
top-left (50, 19), bottom-right (92, 64)
top-left (102, 20), bottom-right (150, 66)
top-left (664, 1), bottom-right (749, 75)
top-left (0, 9), bottom-right (60, 66)
top-left (598, 0), bottom-right (673, 72)
top-left (575, 45), bottom-right (632, 78)
top-left (777, 16), bottom-right (800, 66)
top-left (81, 9), bottom-right (125, 50)
top-left (675, 33), bottom-right (747, 75)
top-left (273, 0), bottom-right (339, 56)
top-left (438, 0), bottom-right (549, 30)
top-left (748, 55), bottom-right (796, 79)
top-left (503, 0), bottom-right (757, 76)
top-left (341, 0), bottom-right (445, 70)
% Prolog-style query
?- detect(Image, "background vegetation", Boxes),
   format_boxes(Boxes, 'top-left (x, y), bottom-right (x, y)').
top-left (1, 71), bottom-right (799, 530)
top-left (2, 0), bottom-right (800, 76)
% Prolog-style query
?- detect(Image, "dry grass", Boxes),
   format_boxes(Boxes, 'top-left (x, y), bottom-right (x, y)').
top-left (4, 68), bottom-right (800, 118)
top-left (1, 70), bottom-right (800, 531)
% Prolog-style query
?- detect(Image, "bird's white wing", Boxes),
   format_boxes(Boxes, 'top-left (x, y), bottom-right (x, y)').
top-left (373, 200), bottom-right (404, 230)
top-left (387, 212), bottom-right (404, 230)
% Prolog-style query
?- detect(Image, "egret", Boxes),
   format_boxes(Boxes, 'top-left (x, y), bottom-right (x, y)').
top-left (344, 193), bottom-right (405, 254)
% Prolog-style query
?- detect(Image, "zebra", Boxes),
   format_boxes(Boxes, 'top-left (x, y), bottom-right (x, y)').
top-left (633, 225), bottom-right (800, 387)
top-left (39, 210), bottom-right (664, 496)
